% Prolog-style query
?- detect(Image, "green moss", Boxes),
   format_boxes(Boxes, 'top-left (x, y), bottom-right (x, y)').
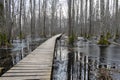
top-left (0, 32), bottom-right (12, 47)
top-left (18, 33), bottom-right (25, 39)
top-left (68, 33), bottom-right (76, 46)
top-left (106, 32), bottom-right (112, 39)
top-left (98, 35), bottom-right (110, 45)
top-left (86, 35), bottom-right (91, 39)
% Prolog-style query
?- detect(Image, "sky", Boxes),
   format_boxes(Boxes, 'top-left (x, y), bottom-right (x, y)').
top-left (25, 0), bottom-right (68, 17)
top-left (25, 0), bottom-right (120, 18)
top-left (59, 0), bottom-right (68, 17)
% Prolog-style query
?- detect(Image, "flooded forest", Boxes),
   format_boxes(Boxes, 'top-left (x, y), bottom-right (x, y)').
top-left (0, 0), bottom-right (120, 80)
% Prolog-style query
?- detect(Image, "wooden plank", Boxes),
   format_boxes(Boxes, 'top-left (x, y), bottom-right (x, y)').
top-left (0, 34), bottom-right (62, 80)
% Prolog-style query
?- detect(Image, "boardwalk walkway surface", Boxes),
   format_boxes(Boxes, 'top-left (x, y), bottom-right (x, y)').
top-left (0, 34), bottom-right (62, 80)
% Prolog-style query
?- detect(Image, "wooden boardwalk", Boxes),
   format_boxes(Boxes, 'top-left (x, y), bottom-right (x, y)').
top-left (0, 34), bottom-right (62, 80)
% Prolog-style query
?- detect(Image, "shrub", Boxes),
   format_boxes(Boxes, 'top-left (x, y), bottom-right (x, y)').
top-left (98, 35), bottom-right (110, 45)
top-left (18, 33), bottom-right (25, 39)
top-left (106, 32), bottom-right (112, 39)
top-left (68, 33), bottom-right (76, 46)
top-left (0, 32), bottom-right (8, 46)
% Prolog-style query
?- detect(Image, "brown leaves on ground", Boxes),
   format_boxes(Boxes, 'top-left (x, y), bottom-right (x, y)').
top-left (98, 68), bottom-right (113, 80)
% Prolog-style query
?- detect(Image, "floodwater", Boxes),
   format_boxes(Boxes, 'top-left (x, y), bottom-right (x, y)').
top-left (0, 38), bottom-right (46, 76)
top-left (53, 38), bottom-right (68, 80)
top-left (53, 36), bottom-right (120, 80)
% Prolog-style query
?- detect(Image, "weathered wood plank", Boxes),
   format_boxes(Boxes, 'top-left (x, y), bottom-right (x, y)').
top-left (0, 34), bottom-right (61, 80)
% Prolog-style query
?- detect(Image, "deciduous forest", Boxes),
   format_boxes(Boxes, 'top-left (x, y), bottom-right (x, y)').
top-left (0, 0), bottom-right (120, 80)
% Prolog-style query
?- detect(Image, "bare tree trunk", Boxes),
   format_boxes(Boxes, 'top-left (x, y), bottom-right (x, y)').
top-left (43, 0), bottom-right (47, 37)
top-left (100, 0), bottom-right (105, 34)
top-left (50, 0), bottom-right (58, 35)
top-left (105, 0), bottom-right (110, 33)
top-left (71, 0), bottom-right (75, 36)
top-left (33, 0), bottom-right (36, 38)
top-left (4, 0), bottom-right (13, 43)
top-left (85, 0), bottom-right (88, 36)
top-left (80, 0), bottom-right (83, 36)
top-left (95, 0), bottom-right (100, 35)
top-left (89, 0), bottom-right (93, 36)
top-left (19, 0), bottom-right (22, 41)
top-left (22, 0), bottom-right (27, 38)
top-left (59, 5), bottom-right (62, 33)
top-left (75, 0), bottom-right (80, 36)
top-left (30, 0), bottom-right (36, 39)
top-left (38, 0), bottom-right (41, 36)
top-left (68, 0), bottom-right (72, 37)
top-left (7, 0), bottom-right (12, 43)
top-left (115, 0), bottom-right (119, 36)
top-left (51, 0), bottom-right (55, 36)
top-left (0, 0), bottom-right (4, 33)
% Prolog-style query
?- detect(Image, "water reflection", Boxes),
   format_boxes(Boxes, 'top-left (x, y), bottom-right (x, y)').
top-left (53, 37), bottom-right (120, 80)
top-left (99, 46), bottom-right (108, 66)
top-left (0, 49), bottom-right (13, 76)
top-left (0, 38), bottom-right (46, 76)
top-left (85, 41), bottom-right (120, 79)
top-left (53, 37), bottom-right (68, 80)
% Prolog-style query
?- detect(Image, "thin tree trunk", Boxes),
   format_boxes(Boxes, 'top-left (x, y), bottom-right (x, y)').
top-left (43, 0), bottom-right (47, 37)
top-left (19, 0), bottom-right (22, 41)
top-left (68, 0), bottom-right (72, 37)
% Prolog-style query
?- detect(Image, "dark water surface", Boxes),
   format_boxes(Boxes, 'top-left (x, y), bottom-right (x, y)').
top-left (0, 38), bottom-right (46, 76)
top-left (53, 38), bottom-right (68, 80)
top-left (53, 37), bottom-right (120, 80)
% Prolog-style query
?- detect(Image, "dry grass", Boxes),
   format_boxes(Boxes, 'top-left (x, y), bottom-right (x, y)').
top-left (98, 68), bottom-right (113, 80)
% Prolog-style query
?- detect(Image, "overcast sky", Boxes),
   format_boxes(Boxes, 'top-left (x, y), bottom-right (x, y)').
top-left (25, 0), bottom-right (120, 18)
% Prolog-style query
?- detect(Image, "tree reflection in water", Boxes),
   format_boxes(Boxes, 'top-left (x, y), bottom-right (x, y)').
top-left (53, 37), bottom-right (120, 80)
